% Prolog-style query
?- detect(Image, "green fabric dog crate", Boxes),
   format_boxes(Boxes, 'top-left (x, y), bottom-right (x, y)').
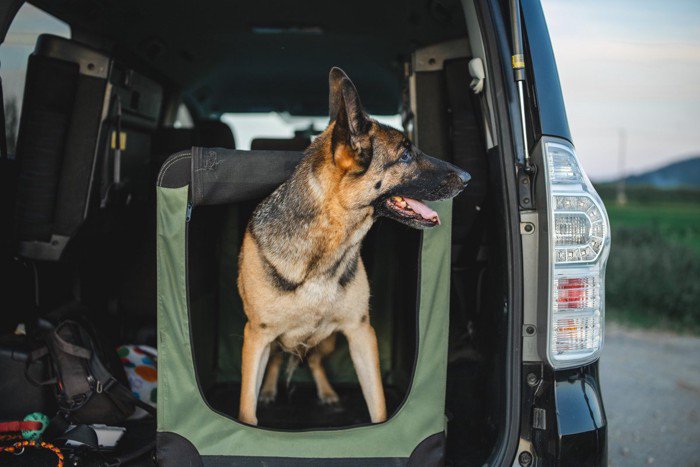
top-left (156, 147), bottom-right (453, 466)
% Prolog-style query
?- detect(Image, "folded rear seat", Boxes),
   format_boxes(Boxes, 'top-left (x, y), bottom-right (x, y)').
top-left (14, 34), bottom-right (162, 262)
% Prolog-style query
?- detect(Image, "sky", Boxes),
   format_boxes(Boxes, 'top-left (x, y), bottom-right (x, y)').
top-left (541, 0), bottom-right (700, 180)
top-left (3, 3), bottom-right (699, 180)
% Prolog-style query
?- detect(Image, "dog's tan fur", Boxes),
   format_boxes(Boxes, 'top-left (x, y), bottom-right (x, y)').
top-left (236, 147), bottom-right (383, 424)
top-left (237, 68), bottom-right (468, 425)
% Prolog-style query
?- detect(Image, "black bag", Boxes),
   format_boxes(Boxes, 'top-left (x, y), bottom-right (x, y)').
top-left (27, 319), bottom-right (155, 425)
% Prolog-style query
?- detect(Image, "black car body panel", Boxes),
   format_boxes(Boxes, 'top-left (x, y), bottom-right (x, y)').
top-left (520, 0), bottom-right (572, 143)
top-left (531, 363), bottom-right (608, 465)
top-left (491, 1), bottom-right (607, 465)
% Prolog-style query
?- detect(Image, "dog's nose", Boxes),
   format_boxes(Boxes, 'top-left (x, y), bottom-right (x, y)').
top-left (456, 169), bottom-right (471, 186)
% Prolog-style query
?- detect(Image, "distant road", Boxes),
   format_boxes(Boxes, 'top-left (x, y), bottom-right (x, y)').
top-left (602, 324), bottom-right (700, 466)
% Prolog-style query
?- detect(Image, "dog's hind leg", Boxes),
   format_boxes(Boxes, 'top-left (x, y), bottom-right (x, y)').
top-left (256, 344), bottom-right (271, 396)
top-left (259, 344), bottom-right (284, 404)
top-left (239, 322), bottom-right (274, 425)
top-left (308, 334), bottom-right (339, 404)
top-left (344, 321), bottom-right (387, 423)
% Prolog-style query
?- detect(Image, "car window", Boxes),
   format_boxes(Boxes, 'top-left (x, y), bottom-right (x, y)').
top-left (0, 4), bottom-right (70, 157)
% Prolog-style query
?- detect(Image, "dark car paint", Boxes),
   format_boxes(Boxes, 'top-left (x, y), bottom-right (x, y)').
top-left (526, 363), bottom-right (608, 465)
top-left (520, 0), bottom-right (572, 143)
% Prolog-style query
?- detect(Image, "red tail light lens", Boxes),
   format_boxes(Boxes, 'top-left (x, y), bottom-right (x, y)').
top-left (554, 276), bottom-right (600, 311)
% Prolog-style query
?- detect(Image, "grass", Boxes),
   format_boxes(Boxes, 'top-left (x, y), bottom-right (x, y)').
top-left (595, 185), bottom-right (700, 334)
top-left (605, 202), bottom-right (700, 253)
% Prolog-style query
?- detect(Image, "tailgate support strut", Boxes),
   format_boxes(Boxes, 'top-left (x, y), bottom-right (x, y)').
top-left (510, 0), bottom-right (529, 164)
top-left (510, 0), bottom-right (537, 210)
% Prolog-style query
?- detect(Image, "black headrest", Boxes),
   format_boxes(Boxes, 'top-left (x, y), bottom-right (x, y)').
top-left (152, 128), bottom-right (196, 156)
top-left (152, 120), bottom-right (235, 168)
top-left (250, 136), bottom-right (310, 152)
top-left (198, 120), bottom-right (235, 149)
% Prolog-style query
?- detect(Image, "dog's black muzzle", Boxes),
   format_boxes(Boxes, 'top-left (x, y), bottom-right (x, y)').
top-left (401, 152), bottom-right (471, 201)
top-left (372, 150), bottom-right (470, 229)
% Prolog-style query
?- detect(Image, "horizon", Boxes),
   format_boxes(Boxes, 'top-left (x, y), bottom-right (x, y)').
top-left (604, 153), bottom-right (699, 183)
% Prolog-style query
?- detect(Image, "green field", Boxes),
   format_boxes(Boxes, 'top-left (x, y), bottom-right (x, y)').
top-left (596, 185), bottom-right (700, 334)
top-left (605, 202), bottom-right (700, 253)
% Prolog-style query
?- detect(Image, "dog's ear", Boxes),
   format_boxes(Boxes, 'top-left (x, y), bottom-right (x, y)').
top-left (329, 67), bottom-right (370, 172)
top-left (329, 67), bottom-right (349, 122)
top-left (329, 67), bottom-right (368, 135)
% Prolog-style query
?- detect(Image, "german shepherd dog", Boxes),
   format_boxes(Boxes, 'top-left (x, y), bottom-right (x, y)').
top-left (237, 68), bottom-right (470, 425)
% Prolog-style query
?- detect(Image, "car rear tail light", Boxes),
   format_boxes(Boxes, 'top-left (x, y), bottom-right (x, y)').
top-left (553, 195), bottom-right (607, 263)
top-left (543, 141), bottom-right (610, 368)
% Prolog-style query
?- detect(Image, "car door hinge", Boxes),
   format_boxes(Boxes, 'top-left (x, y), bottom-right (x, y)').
top-left (517, 163), bottom-right (537, 210)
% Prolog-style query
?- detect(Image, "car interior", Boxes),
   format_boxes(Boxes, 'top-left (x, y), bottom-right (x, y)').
top-left (1, 0), bottom-right (515, 464)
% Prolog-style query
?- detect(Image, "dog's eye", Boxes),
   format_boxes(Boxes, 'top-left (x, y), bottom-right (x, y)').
top-left (399, 149), bottom-right (412, 163)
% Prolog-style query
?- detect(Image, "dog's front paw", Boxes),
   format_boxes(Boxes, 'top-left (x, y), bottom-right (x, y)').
top-left (318, 390), bottom-right (340, 405)
top-left (238, 406), bottom-right (258, 425)
top-left (238, 412), bottom-right (258, 425)
top-left (258, 390), bottom-right (277, 405)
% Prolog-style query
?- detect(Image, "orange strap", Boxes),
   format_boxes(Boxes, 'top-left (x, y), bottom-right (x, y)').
top-left (0, 440), bottom-right (64, 467)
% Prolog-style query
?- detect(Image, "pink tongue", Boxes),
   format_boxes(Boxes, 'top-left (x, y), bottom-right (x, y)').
top-left (404, 197), bottom-right (440, 225)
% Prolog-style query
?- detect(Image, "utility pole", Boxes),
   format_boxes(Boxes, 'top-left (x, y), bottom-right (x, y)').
top-left (616, 128), bottom-right (627, 206)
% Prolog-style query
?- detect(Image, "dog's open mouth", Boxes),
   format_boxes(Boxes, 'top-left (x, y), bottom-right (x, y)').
top-left (385, 196), bottom-right (440, 226)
